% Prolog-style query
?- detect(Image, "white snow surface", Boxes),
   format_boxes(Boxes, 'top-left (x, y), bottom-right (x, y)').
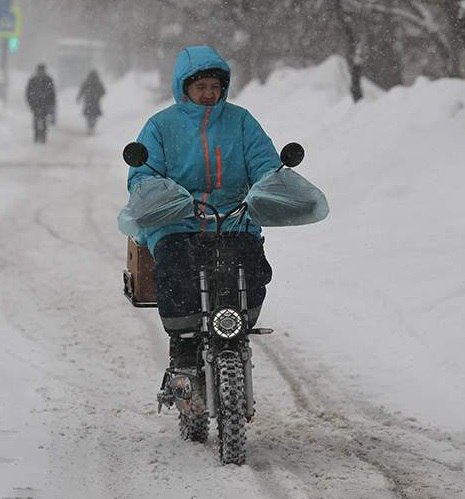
top-left (1, 57), bottom-right (465, 498)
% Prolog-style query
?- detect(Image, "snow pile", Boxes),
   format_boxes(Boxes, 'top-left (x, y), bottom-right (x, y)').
top-left (237, 67), bottom-right (465, 430)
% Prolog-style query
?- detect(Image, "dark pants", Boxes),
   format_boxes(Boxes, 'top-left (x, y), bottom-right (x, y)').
top-left (32, 109), bottom-right (48, 143)
top-left (153, 232), bottom-right (272, 335)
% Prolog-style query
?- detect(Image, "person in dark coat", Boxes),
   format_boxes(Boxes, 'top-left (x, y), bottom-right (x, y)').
top-left (76, 70), bottom-right (106, 134)
top-left (26, 63), bottom-right (56, 143)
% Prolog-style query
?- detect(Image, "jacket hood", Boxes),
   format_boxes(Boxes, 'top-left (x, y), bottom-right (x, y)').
top-left (172, 46), bottom-right (231, 107)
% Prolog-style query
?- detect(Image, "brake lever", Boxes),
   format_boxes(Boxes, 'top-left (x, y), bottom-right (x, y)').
top-left (193, 200), bottom-right (205, 220)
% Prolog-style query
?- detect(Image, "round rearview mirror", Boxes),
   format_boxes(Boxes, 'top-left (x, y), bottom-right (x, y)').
top-left (280, 142), bottom-right (305, 168)
top-left (123, 142), bottom-right (149, 167)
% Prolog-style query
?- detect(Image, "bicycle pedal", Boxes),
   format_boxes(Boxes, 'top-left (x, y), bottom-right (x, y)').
top-left (157, 390), bottom-right (175, 413)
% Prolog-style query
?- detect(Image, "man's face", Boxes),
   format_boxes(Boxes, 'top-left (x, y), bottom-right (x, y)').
top-left (186, 77), bottom-right (222, 106)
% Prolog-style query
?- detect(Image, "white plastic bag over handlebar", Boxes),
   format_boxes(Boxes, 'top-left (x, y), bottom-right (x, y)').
top-left (117, 167), bottom-right (329, 240)
top-left (244, 169), bottom-right (329, 226)
top-left (118, 177), bottom-right (195, 237)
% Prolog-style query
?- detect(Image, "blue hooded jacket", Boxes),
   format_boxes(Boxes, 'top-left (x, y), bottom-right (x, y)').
top-left (127, 45), bottom-right (281, 255)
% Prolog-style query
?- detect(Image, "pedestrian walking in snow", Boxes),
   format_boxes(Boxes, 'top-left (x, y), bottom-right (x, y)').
top-left (76, 70), bottom-right (105, 135)
top-left (26, 63), bottom-right (56, 143)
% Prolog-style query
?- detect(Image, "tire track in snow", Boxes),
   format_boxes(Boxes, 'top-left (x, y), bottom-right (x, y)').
top-left (30, 162), bottom-right (463, 497)
top-left (33, 201), bottom-right (92, 249)
top-left (76, 159), bottom-right (168, 367)
top-left (7, 162), bottom-right (464, 497)
top-left (253, 335), bottom-right (465, 498)
top-left (30, 159), bottom-right (123, 260)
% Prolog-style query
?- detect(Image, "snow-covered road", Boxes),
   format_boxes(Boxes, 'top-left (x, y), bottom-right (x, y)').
top-left (2, 64), bottom-right (465, 498)
top-left (0, 158), bottom-right (463, 498)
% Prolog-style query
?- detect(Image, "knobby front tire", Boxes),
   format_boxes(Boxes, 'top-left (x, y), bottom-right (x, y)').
top-left (216, 351), bottom-right (247, 465)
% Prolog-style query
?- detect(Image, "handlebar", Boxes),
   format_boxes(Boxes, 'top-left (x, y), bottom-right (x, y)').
top-left (122, 141), bottom-right (306, 236)
top-left (193, 200), bottom-right (247, 235)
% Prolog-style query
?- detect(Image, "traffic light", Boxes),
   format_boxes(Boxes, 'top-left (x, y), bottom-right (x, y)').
top-left (8, 35), bottom-right (18, 52)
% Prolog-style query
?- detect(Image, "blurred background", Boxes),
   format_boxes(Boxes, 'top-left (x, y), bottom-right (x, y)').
top-left (2, 0), bottom-right (465, 103)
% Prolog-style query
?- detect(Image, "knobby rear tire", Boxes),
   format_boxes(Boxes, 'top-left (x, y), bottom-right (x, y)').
top-left (178, 379), bottom-right (209, 443)
top-left (216, 351), bottom-right (247, 465)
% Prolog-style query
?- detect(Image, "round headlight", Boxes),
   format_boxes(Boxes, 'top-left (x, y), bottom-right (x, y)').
top-left (211, 307), bottom-right (245, 339)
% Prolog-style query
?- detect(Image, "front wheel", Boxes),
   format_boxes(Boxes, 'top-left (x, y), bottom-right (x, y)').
top-left (216, 352), bottom-right (247, 465)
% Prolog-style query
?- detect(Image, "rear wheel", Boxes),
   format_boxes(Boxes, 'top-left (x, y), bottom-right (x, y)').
top-left (216, 352), bottom-right (247, 465)
top-left (178, 378), bottom-right (209, 443)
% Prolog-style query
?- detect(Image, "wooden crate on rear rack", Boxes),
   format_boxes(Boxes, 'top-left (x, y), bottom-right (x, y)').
top-left (123, 237), bottom-right (158, 307)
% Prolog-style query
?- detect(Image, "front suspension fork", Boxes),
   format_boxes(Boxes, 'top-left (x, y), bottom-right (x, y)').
top-left (200, 266), bottom-right (219, 417)
top-left (200, 266), bottom-right (255, 420)
top-left (203, 348), bottom-right (217, 418)
top-left (242, 342), bottom-right (255, 420)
